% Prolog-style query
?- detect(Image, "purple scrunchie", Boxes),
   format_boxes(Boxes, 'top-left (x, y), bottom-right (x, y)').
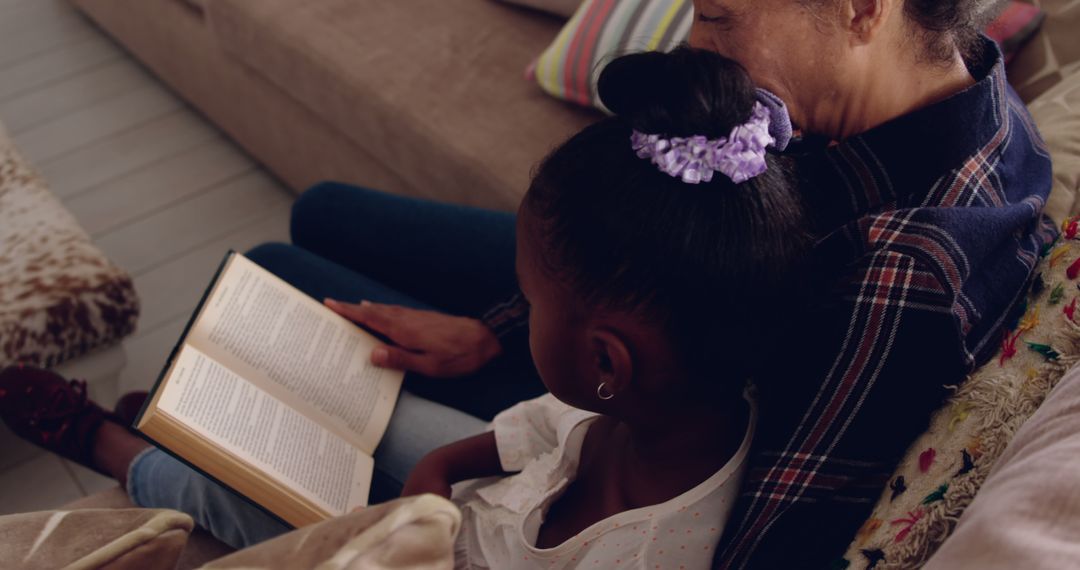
top-left (755, 88), bottom-right (793, 152)
top-left (630, 89), bottom-right (793, 185)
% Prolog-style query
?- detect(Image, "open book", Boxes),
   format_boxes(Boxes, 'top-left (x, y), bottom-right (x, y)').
top-left (135, 252), bottom-right (404, 528)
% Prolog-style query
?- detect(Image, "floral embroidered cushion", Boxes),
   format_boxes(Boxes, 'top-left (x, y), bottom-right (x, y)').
top-left (920, 361), bottom-right (1080, 569)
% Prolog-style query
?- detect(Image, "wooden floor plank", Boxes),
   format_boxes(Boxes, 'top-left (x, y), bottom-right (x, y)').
top-left (94, 170), bottom-right (292, 275)
top-left (0, 8), bottom-right (93, 69)
top-left (0, 0), bottom-right (35, 12)
top-left (131, 204), bottom-right (292, 337)
top-left (0, 427), bottom-right (43, 473)
top-left (117, 204), bottom-right (294, 395)
top-left (0, 59), bottom-right (152, 134)
top-left (0, 0), bottom-right (83, 38)
top-left (0, 456), bottom-right (83, 515)
top-left (116, 316), bottom-right (188, 395)
top-left (40, 111), bottom-right (219, 199)
top-left (0, 0), bottom-right (300, 489)
top-left (65, 138), bottom-right (255, 236)
top-left (0, 34), bottom-right (121, 102)
top-left (15, 84), bottom-right (184, 164)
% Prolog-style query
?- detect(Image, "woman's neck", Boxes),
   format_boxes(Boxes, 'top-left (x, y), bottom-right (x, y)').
top-left (808, 49), bottom-right (976, 140)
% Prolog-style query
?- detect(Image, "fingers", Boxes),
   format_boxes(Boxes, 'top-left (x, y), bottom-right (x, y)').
top-left (324, 298), bottom-right (379, 326)
top-left (325, 299), bottom-right (418, 346)
top-left (323, 299), bottom-right (485, 378)
top-left (371, 345), bottom-right (438, 376)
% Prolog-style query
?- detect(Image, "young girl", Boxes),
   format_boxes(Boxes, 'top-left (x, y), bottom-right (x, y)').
top-left (400, 47), bottom-right (810, 568)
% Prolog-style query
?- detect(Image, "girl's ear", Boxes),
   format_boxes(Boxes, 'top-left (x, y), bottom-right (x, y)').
top-left (590, 328), bottom-right (634, 399)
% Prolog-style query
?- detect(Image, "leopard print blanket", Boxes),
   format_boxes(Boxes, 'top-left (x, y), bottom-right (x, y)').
top-left (0, 124), bottom-right (139, 369)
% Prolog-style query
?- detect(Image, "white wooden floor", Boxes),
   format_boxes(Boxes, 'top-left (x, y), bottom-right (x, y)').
top-left (0, 0), bottom-right (295, 513)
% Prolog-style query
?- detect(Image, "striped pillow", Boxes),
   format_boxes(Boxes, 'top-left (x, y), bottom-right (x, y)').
top-left (529, 0), bottom-right (693, 109)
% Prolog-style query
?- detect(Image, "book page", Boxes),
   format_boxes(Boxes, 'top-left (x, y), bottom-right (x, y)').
top-left (157, 345), bottom-right (372, 516)
top-left (187, 254), bottom-right (402, 454)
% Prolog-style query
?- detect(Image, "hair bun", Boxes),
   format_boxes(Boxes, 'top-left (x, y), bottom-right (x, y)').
top-left (597, 47), bottom-right (758, 140)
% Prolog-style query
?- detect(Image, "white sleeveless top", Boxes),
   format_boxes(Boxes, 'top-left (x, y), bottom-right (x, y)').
top-left (451, 393), bottom-right (755, 570)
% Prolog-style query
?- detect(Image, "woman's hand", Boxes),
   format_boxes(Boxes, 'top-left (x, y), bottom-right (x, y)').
top-left (324, 299), bottom-right (502, 378)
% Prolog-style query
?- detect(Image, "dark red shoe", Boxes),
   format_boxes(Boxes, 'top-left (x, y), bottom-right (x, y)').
top-left (0, 364), bottom-right (114, 476)
top-left (113, 391), bottom-right (148, 429)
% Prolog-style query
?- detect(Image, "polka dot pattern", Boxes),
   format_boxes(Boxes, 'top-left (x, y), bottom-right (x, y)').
top-left (452, 393), bottom-right (757, 568)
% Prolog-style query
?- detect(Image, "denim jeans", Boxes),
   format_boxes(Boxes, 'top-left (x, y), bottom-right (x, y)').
top-left (127, 183), bottom-right (544, 549)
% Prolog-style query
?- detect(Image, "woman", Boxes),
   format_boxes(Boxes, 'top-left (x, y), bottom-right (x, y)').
top-left (1, 0), bottom-right (1053, 567)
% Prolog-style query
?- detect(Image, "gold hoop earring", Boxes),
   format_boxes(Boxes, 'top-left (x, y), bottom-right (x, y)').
top-left (597, 382), bottom-right (615, 401)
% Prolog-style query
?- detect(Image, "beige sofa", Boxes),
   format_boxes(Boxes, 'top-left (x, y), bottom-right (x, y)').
top-left (69, 0), bottom-right (597, 211)
top-left (38, 1), bottom-right (1079, 569)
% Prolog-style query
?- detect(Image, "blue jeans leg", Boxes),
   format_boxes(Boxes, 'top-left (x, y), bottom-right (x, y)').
top-left (126, 448), bottom-right (290, 550)
top-left (290, 182), bottom-right (520, 317)
top-left (127, 391), bottom-right (486, 550)
top-left (244, 241), bottom-right (440, 311)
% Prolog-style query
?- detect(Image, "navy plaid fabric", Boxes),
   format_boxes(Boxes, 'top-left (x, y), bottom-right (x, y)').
top-left (482, 38), bottom-right (1055, 568)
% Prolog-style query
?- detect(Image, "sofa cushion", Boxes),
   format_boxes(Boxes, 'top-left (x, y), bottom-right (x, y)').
top-left (530, 0), bottom-right (694, 109)
top-left (202, 494), bottom-right (460, 570)
top-left (207, 0), bottom-right (597, 210)
top-left (66, 488), bottom-right (235, 570)
top-left (0, 505), bottom-right (193, 570)
top-left (1033, 70), bottom-right (1080, 225)
top-left (985, 1), bottom-right (1046, 61)
top-left (1007, 0), bottom-right (1080, 102)
top-left (0, 123), bottom-right (139, 369)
